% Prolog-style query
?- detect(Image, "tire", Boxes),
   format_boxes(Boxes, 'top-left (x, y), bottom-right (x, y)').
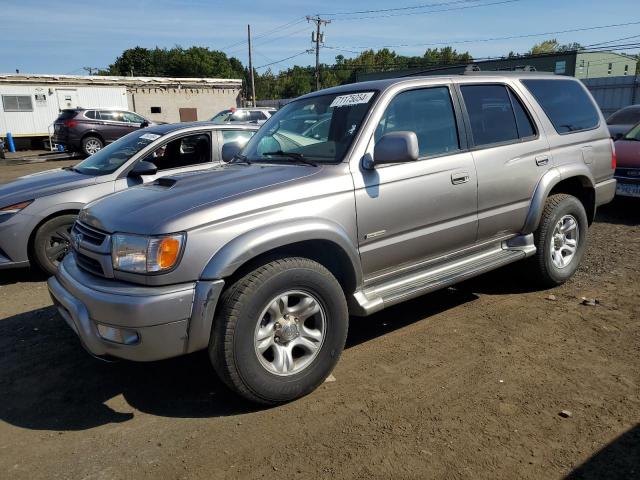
top-left (33, 214), bottom-right (77, 275)
top-left (530, 193), bottom-right (588, 287)
top-left (81, 136), bottom-right (103, 156)
top-left (209, 256), bottom-right (349, 405)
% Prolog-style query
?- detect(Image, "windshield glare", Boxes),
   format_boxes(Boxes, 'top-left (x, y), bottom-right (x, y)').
top-left (74, 131), bottom-right (162, 175)
top-left (240, 91), bottom-right (377, 164)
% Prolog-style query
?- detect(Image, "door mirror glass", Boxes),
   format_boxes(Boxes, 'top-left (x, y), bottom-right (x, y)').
top-left (366, 131), bottom-right (419, 169)
top-left (222, 141), bottom-right (243, 162)
top-left (140, 120), bottom-right (149, 129)
top-left (129, 160), bottom-right (158, 177)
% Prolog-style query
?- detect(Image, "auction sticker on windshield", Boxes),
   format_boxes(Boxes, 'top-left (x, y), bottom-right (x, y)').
top-left (140, 133), bottom-right (161, 141)
top-left (330, 92), bottom-right (375, 108)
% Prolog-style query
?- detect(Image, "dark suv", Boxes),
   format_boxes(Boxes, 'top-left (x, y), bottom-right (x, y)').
top-left (53, 108), bottom-right (156, 156)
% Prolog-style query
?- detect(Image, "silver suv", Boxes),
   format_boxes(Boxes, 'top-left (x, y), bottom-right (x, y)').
top-left (48, 73), bottom-right (616, 404)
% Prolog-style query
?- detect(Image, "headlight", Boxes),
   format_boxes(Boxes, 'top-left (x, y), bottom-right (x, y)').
top-left (0, 200), bottom-right (33, 216)
top-left (112, 233), bottom-right (185, 273)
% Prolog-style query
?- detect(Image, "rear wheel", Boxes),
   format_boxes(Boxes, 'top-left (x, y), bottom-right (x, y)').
top-left (530, 194), bottom-right (588, 287)
top-left (33, 214), bottom-right (77, 275)
top-left (209, 257), bottom-right (348, 404)
top-left (82, 136), bottom-right (103, 156)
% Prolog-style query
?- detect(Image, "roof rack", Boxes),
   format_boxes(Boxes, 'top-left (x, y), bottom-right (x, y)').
top-left (461, 69), bottom-right (555, 76)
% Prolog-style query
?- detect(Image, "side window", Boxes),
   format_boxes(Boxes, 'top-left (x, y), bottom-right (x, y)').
top-left (460, 85), bottom-right (519, 147)
top-left (249, 111), bottom-right (266, 121)
top-left (375, 86), bottom-right (460, 158)
top-left (508, 89), bottom-right (536, 138)
top-left (221, 130), bottom-right (255, 147)
top-left (122, 112), bottom-right (144, 124)
top-left (99, 111), bottom-right (120, 122)
top-left (229, 110), bottom-right (248, 122)
top-left (85, 110), bottom-right (97, 119)
top-left (522, 79), bottom-right (600, 134)
top-left (148, 133), bottom-right (212, 171)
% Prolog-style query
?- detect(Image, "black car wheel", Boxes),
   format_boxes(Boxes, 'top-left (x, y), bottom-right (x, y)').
top-left (33, 214), bottom-right (77, 275)
top-left (82, 136), bottom-right (103, 156)
top-left (209, 256), bottom-right (349, 405)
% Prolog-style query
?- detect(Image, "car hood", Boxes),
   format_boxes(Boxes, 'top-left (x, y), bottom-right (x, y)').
top-left (80, 163), bottom-right (321, 234)
top-left (0, 167), bottom-right (99, 208)
top-left (615, 140), bottom-right (640, 168)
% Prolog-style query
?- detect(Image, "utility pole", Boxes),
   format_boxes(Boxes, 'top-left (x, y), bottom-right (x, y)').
top-left (82, 67), bottom-right (99, 76)
top-left (247, 24), bottom-right (256, 107)
top-left (306, 15), bottom-right (331, 90)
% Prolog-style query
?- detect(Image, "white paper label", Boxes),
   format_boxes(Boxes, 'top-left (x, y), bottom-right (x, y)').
top-left (329, 92), bottom-right (375, 108)
top-left (140, 133), bottom-right (161, 141)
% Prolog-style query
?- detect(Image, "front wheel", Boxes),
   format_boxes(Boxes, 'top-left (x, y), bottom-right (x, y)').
top-left (530, 193), bottom-right (588, 287)
top-left (209, 257), bottom-right (349, 404)
top-left (32, 214), bottom-right (77, 275)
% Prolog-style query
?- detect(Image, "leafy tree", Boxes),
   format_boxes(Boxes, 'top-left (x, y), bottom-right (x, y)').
top-left (528, 39), bottom-right (583, 55)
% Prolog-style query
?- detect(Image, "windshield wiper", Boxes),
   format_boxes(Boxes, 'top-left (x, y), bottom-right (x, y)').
top-left (228, 153), bottom-right (252, 165)
top-left (261, 151), bottom-right (317, 167)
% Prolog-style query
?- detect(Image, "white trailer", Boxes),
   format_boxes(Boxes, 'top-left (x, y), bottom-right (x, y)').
top-left (0, 75), bottom-right (128, 148)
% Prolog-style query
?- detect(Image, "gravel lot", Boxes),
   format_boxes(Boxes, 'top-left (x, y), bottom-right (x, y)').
top-left (0, 162), bottom-right (638, 479)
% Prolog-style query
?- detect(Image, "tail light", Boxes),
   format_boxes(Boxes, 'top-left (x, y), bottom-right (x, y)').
top-left (63, 120), bottom-right (78, 128)
top-left (610, 138), bottom-right (617, 170)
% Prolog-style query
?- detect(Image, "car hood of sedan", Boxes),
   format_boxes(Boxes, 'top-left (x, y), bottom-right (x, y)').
top-left (615, 140), bottom-right (640, 168)
top-left (0, 167), bottom-right (99, 207)
top-left (80, 163), bottom-right (322, 234)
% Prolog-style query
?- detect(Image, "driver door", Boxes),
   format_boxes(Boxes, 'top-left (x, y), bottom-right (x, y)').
top-left (352, 85), bottom-right (479, 279)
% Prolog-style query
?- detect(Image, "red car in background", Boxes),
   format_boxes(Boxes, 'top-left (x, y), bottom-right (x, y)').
top-left (614, 122), bottom-right (640, 198)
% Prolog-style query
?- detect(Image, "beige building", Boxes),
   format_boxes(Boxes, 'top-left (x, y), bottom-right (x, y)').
top-left (0, 74), bottom-right (243, 146)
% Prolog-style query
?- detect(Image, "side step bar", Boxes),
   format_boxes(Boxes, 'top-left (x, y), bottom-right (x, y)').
top-left (351, 234), bottom-right (536, 316)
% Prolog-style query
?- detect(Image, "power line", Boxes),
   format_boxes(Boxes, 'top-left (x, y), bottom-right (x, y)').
top-left (255, 49), bottom-right (314, 69)
top-left (332, 20), bottom-right (640, 50)
top-left (220, 16), bottom-right (307, 51)
top-left (318, 0), bottom-right (484, 16)
top-left (585, 33), bottom-right (640, 48)
top-left (327, 0), bottom-right (522, 21)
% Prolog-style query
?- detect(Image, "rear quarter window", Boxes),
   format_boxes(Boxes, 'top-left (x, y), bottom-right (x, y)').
top-left (522, 79), bottom-right (600, 134)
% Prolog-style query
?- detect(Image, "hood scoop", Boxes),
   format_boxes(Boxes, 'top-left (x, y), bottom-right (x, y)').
top-left (149, 177), bottom-right (177, 189)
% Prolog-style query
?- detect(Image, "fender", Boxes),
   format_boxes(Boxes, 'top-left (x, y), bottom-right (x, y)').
top-left (200, 218), bottom-right (363, 286)
top-left (522, 165), bottom-right (595, 234)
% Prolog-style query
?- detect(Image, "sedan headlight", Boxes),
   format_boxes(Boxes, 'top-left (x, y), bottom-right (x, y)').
top-left (112, 233), bottom-right (185, 273)
top-left (0, 200), bottom-right (33, 218)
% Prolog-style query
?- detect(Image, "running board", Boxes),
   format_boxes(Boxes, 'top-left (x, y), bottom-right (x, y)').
top-left (351, 234), bottom-right (536, 316)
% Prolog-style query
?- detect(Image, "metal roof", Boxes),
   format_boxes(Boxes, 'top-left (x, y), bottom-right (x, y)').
top-left (0, 73), bottom-right (242, 88)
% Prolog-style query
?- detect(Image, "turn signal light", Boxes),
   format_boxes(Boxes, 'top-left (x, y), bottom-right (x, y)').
top-left (156, 236), bottom-right (181, 270)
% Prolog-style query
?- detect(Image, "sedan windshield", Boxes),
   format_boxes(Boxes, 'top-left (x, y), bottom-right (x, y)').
top-left (240, 91), bottom-right (378, 164)
top-left (73, 131), bottom-right (163, 175)
top-left (623, 123), bottom-right (640, 141)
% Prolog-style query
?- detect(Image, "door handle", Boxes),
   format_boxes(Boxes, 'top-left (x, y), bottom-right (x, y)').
top-left (535, 155), bottom-right (549, 166)
top-left (451, 171), bottom-right (470, 185)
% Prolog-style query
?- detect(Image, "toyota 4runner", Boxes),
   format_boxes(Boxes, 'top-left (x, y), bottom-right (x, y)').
top-left (48, 73), bottom-right (616, 404)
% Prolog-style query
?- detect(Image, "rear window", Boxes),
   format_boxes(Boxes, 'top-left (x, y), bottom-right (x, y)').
top-left (607, 107), bottom-right (640, 125)
top-left (57, 110), bottom-right (77, 120)
top-left (522, 79), bottom-right (600, 134)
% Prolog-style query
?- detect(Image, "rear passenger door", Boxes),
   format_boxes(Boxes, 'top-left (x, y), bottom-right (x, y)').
top-left (354, 85), bottom-right (478, 277)
top-left (458, 83), bottom-right (551, 241)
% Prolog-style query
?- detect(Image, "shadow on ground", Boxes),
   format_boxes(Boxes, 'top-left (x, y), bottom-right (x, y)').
top-left (566, 424), bottom-right (640, 480)
top-left (0, 287), bottom-right (479, 431)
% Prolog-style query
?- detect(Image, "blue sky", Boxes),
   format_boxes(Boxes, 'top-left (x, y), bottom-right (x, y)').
top-left (2, 0), bottom-right (639, 75)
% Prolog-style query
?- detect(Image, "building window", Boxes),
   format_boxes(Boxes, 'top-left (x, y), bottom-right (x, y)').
top-left (2, 95), bottom-right (33, 112)
top-left (624, 65), bottom-right (629, 76)
top-left (608, 63), bottom-right (613, 75)
top-left (150, 106), bottom-right (161, 114)
top-left (555, 61), bottom-right (566, 74)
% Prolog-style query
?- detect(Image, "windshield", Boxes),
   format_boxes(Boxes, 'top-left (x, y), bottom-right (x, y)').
top-left (623, 122), bottom-right (640, 140)
top-left (239, 91), bottom-right (378, 164)
top-left (74, 131), bottom-right (163, 175)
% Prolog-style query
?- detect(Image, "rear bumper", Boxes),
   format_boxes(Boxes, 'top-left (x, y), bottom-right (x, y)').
top-left (47, 255), bottom-right (224, 362)
top-left (594, 178), bottom-right (617, 206)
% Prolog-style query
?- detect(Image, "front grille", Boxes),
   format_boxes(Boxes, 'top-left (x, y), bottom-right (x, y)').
top-left (75, 252), bottom-right (105, 276)
top-left (73, 221), bottom-right (107, 246)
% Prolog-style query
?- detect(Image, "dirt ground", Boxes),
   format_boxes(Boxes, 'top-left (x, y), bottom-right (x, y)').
top-left (0, 161), bottom-right (638, 480)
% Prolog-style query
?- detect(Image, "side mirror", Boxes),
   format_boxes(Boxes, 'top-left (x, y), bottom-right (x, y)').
top-left (129, 160), bottom-right (157, 177)
top-left (364, 131), bottom-right (419, 169)
top-left (221, 141), bottom-right (243, 162)
top-left (140, 120), bottom-right (150, 129)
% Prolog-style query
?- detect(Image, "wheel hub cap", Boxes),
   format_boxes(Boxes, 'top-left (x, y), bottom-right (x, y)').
top-left (254, 290), bottom-right (326, 376)
top-left (550, 214), bottom-right (579, 269)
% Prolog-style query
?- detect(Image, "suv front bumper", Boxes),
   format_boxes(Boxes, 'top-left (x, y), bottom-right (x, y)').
top-left (47, 255), bottom-right (224, 362)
